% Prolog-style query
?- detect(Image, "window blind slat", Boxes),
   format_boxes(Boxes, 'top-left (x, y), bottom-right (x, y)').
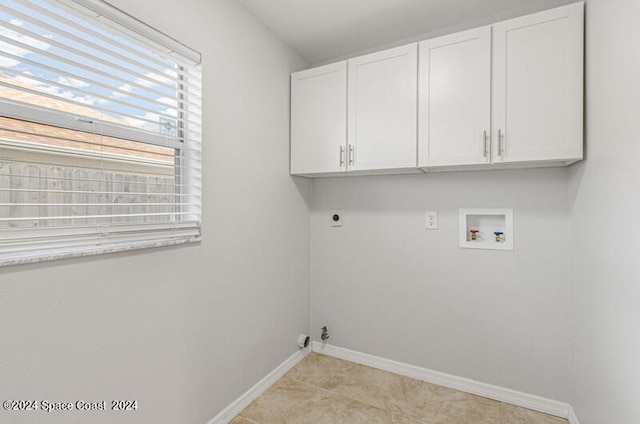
top-left (0, 34), bottom-right (179, 102)
top-left (0, 70), bottom-right (202, 130)
top-left (0, 74), bottom-right (181, 127)
top-left (0, 188), bottom-right (200, 198)
top-left (7, 0), bottom-right (178, 69)
top-left (0, 19), bottom-right (181, 90)
top-left (2, 202), bottom-right (196, 207)
top-left (0, 212), bottom-right (195, 222)
top-left (59, 0), bottom-right (201, 65)
top-left (0, 101), bottom-right (182, 149)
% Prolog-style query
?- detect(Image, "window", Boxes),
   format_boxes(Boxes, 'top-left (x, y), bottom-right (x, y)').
top-left (0, 0), bottom-right (202, 266)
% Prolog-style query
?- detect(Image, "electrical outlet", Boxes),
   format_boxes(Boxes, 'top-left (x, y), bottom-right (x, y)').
top-left (425, 211), bottom-right (438, 230)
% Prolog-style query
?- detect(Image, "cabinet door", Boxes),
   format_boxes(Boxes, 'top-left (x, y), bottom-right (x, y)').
top-left (418, 27), bottom-right (491, 167)
top-left (291, 62), bottom-right (347, 175)
top-left (348, 44), bottom-right (418, 171)
top-left (492, 2), bottom-right (583, 163)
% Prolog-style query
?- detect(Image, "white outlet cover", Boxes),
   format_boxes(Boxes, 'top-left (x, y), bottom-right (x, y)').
top-left (425, 211), bottom-right (438, 230)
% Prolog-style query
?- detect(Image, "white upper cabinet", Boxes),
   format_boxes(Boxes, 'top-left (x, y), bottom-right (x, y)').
top-left (290, 2), bottom-right (584, 177)
top-left (347, 44), bottom-right (418, 172)
top-left (418, 27), bottom-right (492, 167)
top-left (492, 2), bottom-right (584, 164)
top-left (290, 62), bottom-right (347, 175)
top-left (419, 2), bottom-right (583, 169)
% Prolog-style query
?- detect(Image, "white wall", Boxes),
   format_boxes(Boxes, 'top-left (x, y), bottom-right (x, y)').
top-left (570, 0), bottom-right (640, 422)
top-left (0, 1), bottom-right (311, 423)
top-left (311, 168), bottom-right (572, 402)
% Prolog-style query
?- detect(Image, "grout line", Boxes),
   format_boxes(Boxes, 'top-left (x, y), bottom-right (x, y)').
top-left (283, 375), bottom-right (341, 397)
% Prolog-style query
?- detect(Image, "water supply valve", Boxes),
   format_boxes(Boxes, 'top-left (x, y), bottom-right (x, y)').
top-left (320, 326), bottom-right (329, 341)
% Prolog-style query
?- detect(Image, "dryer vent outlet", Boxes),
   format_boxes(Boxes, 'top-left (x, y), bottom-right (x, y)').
top-left (298, 334), bottom-right (310, 349)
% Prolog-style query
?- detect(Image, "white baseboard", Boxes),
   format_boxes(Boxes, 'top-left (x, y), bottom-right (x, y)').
top-left (207, 347), bottom-right (310, 424)
top-left (312, 341), bottom-right (571, 419)
top-left (568, 406), bottom-right (580, 424)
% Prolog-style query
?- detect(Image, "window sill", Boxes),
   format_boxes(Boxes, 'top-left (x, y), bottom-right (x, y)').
top-left (0, 225), bottom-right (200, 267)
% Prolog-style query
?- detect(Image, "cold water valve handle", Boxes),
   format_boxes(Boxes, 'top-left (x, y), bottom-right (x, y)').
top-left (494, 232), bottom-right (504, 242)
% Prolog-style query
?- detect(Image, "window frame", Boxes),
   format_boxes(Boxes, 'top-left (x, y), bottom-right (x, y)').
top-left (0, 0), bottom-right (202, 266)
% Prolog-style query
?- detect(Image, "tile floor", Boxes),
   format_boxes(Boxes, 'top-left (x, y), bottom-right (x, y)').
top-left (231, 353), bottom-right (568, 424)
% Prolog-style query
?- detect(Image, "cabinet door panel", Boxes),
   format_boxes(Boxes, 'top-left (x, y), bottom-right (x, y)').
top-left (291, 62), bottom-right (347, 174)
top-left (419, 27), bottom-right (491, 167)
top-left (492, 3), bottom-right (583, 163)
top-left (348, 44), bottom-right (417, 171)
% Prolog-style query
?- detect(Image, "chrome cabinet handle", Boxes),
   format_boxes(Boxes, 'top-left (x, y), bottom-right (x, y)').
top-left (348, 144), bottom-right (354, 166)
top-left (483, 131), bottom-right (489, 157)
top-left (339, 146), bottom-right (345, 167)
top-left (498, 129), bottom-right (504, 156)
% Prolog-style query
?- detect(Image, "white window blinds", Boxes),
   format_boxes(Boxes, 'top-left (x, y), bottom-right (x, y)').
top-left (0, 0), bottom-right (202, 266)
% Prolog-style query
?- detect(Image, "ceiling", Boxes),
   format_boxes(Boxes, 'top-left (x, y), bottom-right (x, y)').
top-left (236, 0), bottom-right (571, 65)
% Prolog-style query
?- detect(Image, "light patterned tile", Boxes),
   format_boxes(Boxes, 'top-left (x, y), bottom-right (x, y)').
top-left (316, 395), bottom-right (420, 424)
top-left (285, 352), bottom-right (359, 392)
top-left (240, 377), bottom-right (334, 424)
top-left (413, 382), bottom-right (501, 424)
top-left (334, 363), bottom-right (423, 417)
top-left (500, 403), bottom-right (568, 424)
top-left (236, 355), bottom-right (564, 424)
